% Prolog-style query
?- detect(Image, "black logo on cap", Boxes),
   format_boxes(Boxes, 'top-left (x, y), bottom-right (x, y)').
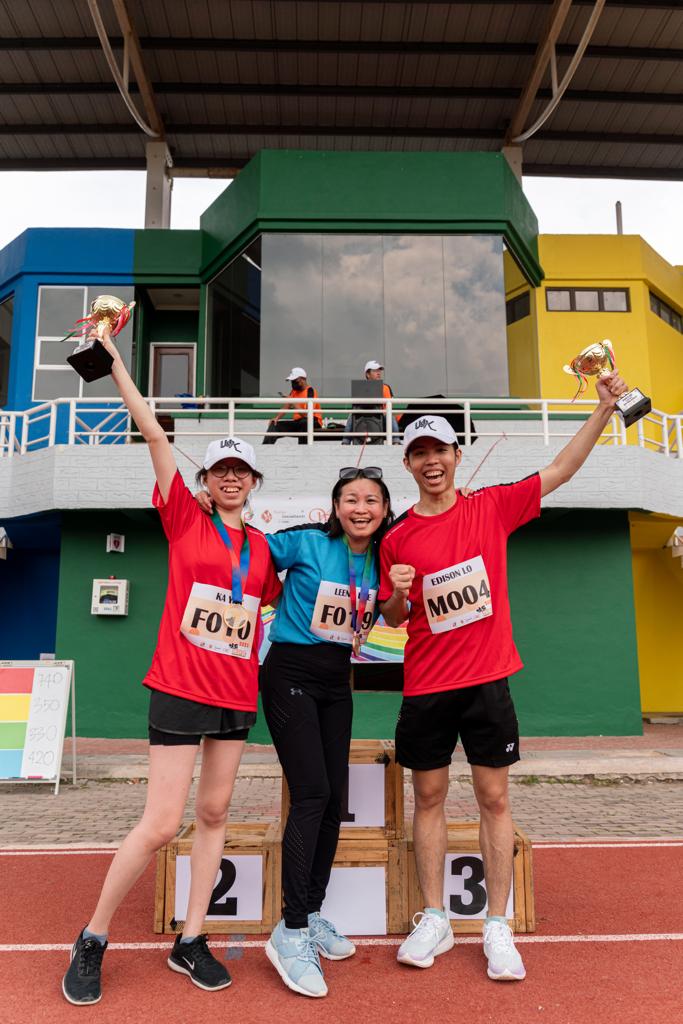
top-left (220, 439), bottom-right (242, 451)
top-left (413, 417), bottom-right (436, 431)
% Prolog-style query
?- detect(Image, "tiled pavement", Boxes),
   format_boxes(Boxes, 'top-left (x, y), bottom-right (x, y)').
top-left (1, 723), bottom-right (682, 845)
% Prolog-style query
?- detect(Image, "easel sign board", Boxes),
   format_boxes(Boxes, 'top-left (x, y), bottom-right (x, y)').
top-left (0, 660), bottom-right (75, 794)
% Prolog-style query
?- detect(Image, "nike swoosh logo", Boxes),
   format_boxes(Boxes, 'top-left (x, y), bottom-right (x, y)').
top-left (183, 957), bottom-right (195, 969)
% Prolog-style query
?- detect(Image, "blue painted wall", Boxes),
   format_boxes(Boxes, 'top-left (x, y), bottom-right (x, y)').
top-left (0, 513), bottom-right (61, 659)
top-left (0, 228), bottom-right (135, 412)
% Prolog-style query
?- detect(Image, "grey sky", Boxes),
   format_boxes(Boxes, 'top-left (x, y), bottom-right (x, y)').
top-left (0, 171), bottom-right (681, 267)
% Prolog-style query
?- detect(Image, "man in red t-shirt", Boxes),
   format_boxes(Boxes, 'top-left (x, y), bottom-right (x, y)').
top-left (379, 369), bottom-right (628, 980)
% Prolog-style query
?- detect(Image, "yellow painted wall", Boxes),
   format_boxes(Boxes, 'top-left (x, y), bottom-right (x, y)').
top-left (629, 513), bottom-right (683, 713)
top-left (535, 235), bottom-right (683, 416)
top-left (504, 250), bottom-right (540, 397)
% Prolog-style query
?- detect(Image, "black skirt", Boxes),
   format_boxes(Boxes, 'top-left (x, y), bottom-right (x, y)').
top-left (148, 689), bottom-right (256, 736)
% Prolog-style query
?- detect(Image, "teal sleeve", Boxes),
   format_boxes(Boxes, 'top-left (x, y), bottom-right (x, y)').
top-left (266, 529), bottom-right (302, 571)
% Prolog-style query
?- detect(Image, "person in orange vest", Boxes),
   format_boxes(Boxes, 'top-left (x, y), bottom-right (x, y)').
top-left (264, 367), bottom-right (323, 444)
top-left (342, 359), bottom-right (401, 444)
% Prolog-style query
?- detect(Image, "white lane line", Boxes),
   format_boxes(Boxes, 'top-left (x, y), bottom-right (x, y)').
top-left (0, 849), bottom-right (116, 857)
top-left (3, 934), bottom-right (683, 953)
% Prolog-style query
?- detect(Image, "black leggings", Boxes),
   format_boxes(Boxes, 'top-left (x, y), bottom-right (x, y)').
top-left (261, 642), bottom-right (352, 929)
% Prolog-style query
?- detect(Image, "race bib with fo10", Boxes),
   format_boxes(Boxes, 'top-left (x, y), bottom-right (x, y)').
top-left (422, 555), bottom-right (492, 634)
top-left (180, 583), bottom-right (259, 659)
top-left (310, 581), bottom-right (377, 645)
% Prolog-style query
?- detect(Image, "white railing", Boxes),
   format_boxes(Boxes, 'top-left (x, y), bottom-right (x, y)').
top-left (1, 395), bottom-right (682, 459)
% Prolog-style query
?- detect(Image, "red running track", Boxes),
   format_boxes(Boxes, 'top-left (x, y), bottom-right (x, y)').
top-left (1, 841), bottom-right (682, 1024)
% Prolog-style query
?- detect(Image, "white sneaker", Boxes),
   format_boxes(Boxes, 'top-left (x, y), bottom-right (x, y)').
top-left (397, 910), bottom-right (454, 968)
top-left (483, 920), bottom-right (526, 981)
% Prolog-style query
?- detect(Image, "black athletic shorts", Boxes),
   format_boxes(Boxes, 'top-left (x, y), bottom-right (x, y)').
top-left (147, 690), bottom-right (254, 745)
top-left (395, 678), bottom-right (520, 771)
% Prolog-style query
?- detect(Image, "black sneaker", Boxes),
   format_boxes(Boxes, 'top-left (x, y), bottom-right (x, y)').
top-left (167, 934), bottom-right (232, 991)
top-left (62, 929), bottom-right (107, 1005)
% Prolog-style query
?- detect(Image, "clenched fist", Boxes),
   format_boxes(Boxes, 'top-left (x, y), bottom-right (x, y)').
top-left (389, 564), bottom-right (416, 598)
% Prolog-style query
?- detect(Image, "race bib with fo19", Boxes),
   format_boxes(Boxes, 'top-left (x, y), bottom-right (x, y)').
top-left (310, 581), bottom-right (377, 645)
top-left (422, 555), bottom-right (492, 634)
top-left (180, 583), bottom-right (259, 659)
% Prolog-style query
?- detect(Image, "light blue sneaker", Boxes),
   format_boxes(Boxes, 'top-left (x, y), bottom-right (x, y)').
top-left (265, 921), bottom-right (328, 998)
top-left (397, 910), bottom-right (455, 968)
top-left (308, 912), bottom-right (356, 960)
top-left (483, 919), bottom-right (526, 981)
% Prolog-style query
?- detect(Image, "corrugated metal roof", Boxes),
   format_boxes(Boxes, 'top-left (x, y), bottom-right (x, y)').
top-left (0, 0), bottom-right (680, 178)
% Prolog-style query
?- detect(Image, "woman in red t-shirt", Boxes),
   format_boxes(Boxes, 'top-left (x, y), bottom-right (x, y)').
top-left (62, 329), bottom-right (280, 1006)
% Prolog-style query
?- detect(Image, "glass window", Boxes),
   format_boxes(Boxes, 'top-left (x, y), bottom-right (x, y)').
top-left (0, 294), bottom-right (13, 407)
top-left (208, 237), bottom-right (262, 398)
top-left (602, 290), bottom-right (629, 312)
top-left (574, 290), bottom-right (600, 312)
top-left (444, 235), bottom-right (508, 396)
top-left (506, 292), bottom-right (530, 325)
top-left (34, 285), bottom-right (135, 400)
top-left (547, 290), bottom-right (571, 311)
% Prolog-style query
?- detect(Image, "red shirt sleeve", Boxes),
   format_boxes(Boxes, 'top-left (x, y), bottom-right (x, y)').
top-left (378, 533), bottom-right (396, 603)
top-left (152, 470), bottom-right (199, 542)
top-left (487, 472), bottom-right (542, 536)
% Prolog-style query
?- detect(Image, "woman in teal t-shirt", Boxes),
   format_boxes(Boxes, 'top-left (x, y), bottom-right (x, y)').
top-left (262, 468), bottom-right (393, 999)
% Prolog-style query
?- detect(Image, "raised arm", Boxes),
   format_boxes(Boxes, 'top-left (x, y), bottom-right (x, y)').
top-left (100, 328), bottom-right (176, 501)
top-left (539, 370), bottom-right (627, 498)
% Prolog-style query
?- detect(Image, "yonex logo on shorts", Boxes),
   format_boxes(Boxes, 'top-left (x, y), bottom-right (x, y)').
top-left (506, 743), bottom-right (515, 752)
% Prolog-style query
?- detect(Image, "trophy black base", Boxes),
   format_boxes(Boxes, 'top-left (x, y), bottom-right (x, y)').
top-left (66, 339), bottom-right (114, 382)
top-left (616, 388), bottom-right (651, 428)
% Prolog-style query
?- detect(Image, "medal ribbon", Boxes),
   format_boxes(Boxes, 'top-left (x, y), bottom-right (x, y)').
top-left (344, 538), bottom-right (374, 645)
top-left (210, 510), bottom-right (250, 603)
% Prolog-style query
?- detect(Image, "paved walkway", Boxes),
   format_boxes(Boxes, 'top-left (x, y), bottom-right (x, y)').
top-left (1, 723), bottom-right (681, 846)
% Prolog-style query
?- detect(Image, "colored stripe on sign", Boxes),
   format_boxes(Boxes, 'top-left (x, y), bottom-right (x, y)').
top-left (0, 669), bottom-right (34, 694)
top-left (0, 723), bottom-right (27, 748)
top-left (0, 750), bottom-right (23, 778)
top-left (0, 695), bottom-right (31, 721)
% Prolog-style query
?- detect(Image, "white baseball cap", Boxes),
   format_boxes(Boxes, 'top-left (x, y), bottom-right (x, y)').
top-left (364, 359), bottom-right (383, 372)
top-left (402, 415), bottom-right (459, 452)
top-left (286, 366), bottom-right (307, 381)
top-left (203, 436), bottom-right (257, 473)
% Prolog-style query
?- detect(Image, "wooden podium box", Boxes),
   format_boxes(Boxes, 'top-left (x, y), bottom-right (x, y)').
top-left (398, 822), bottom-right (535, 935)
top-left (154, 822), bottom-right (281, 935)
top-left (281, 739), bottom-right (404, 840)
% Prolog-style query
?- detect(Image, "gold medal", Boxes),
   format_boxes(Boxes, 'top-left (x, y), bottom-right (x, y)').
top-left (223, 603), bottom-right (249, 631)
top-left (352, 633), bottom-right (362, 656)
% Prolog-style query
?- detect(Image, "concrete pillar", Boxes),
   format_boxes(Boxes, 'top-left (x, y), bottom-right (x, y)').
top-left (502, 145), bottom-right (523, 183)
top-left (145, 141), bottom-right (173, 228)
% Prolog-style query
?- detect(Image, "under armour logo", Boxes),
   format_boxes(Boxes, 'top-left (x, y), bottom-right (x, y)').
top-left (290, 687), bottom-right (303, 696)
top-left (413, 417), bottom-right (436, 431)
top-left (505, 743), bottom-right (515, 752)
top-left (220, 438), bottom-right (242, 451)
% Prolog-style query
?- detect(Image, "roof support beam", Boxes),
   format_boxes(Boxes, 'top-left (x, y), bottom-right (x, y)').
top-left (109, 0), bottom-right (164, 138)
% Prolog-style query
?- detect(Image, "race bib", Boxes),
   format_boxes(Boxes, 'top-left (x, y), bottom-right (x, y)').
top-left (422, 555), bottom-right (492, 634)
top-left (180, 583), bottom-right (259, 659)
top-left (310, 581), bottom-right (377, 645)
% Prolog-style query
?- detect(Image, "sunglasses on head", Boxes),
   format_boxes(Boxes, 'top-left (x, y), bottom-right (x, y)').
top-left (338, 466), bottom-right (383, 481)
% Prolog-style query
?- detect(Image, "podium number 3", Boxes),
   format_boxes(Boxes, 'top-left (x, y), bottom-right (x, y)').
top-left (449, 856), bottom-right (487, 916)
top-left (208, 858), bottom-right (238, 916)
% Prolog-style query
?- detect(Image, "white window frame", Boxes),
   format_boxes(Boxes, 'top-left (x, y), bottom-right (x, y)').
top-left (148, 342), bottom-right (197, 397)
top-left (32, 285), bottom-right (88, 401)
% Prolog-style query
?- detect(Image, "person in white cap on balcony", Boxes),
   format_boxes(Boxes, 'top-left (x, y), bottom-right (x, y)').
top-left (379, 366), bottom-right (629, 984)
top-left (264, 367), bottom-right (323, 444)
top-left (62, 326), bottom-right (281, 1005)
top-left (342, 359), bottom-right (401, 444)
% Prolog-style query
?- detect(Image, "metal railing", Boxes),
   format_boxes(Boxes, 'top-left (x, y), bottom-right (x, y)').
top-left (1, 395), bottom-right (682, 459)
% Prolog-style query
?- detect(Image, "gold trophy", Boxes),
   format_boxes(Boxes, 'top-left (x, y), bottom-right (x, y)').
top-left (64, 295), bottom-right (135, 382)
top-left (563, 338), bottom-right (651, 428)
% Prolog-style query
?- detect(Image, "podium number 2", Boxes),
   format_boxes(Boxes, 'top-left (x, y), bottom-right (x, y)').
top-left (208, 858), bottom-right (237, 916)
top-left (449, 856), bottom-right (487, 916)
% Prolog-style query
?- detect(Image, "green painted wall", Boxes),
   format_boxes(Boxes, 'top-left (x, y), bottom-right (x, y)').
top-left (133, 229), bottom-right (202, 284)
top-left (200, 150), bottom-right (542, 285)
top-left (508, 509), bottom-right (642, 736)
top-left (54, 509), bottom-right (641, 739)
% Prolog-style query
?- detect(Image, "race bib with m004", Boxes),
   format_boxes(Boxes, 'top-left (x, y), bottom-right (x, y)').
top-left (422, 555), bottom-right (492, 634)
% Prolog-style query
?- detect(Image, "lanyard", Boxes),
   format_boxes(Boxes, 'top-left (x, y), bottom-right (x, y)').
top-left (344, 538), bottom-right (374, 643)
top-left (211, 510), bottom-right (250, 603)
